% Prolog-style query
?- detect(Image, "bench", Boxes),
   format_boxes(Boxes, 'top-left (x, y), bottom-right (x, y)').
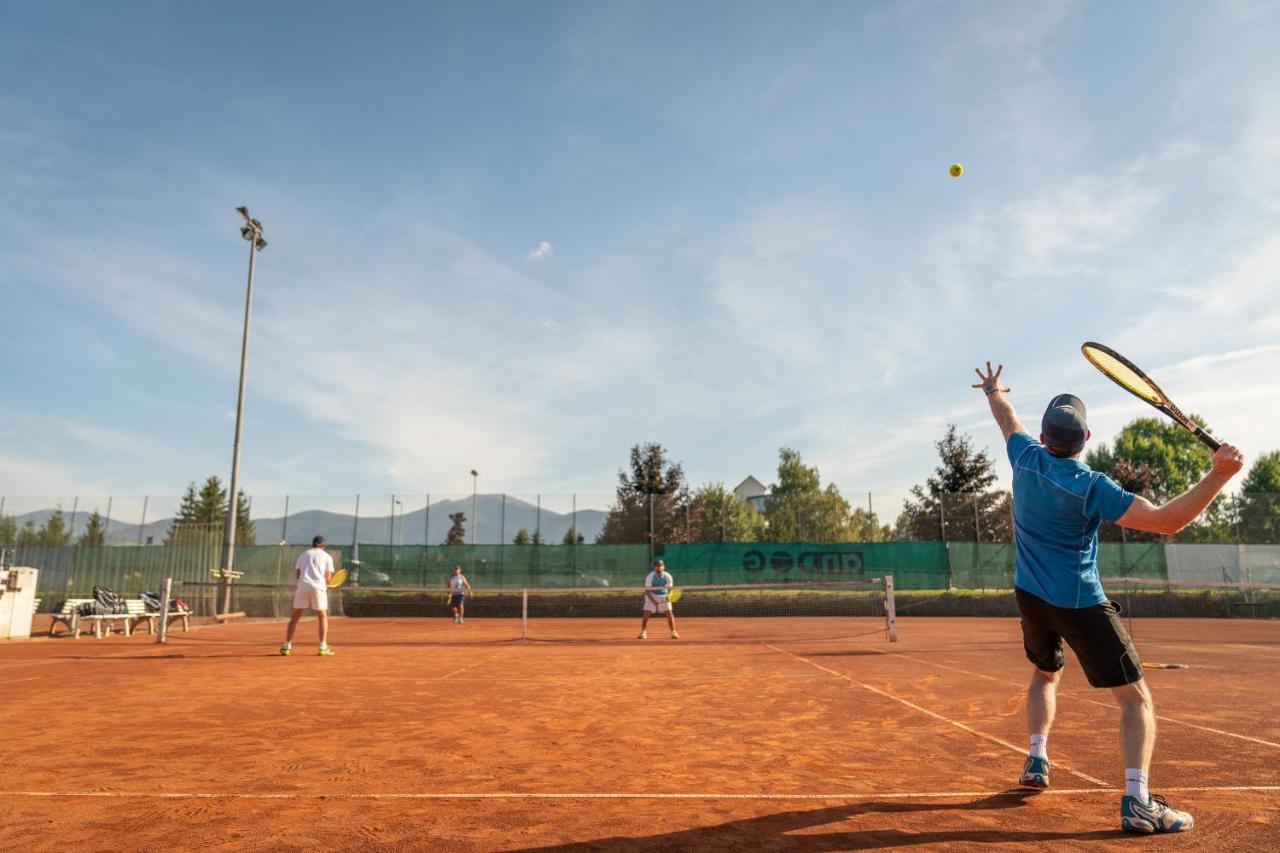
top-left (49, 599), bottom-right (134, 638)
top-left (49, 597), bottom-right (194, 638)
top-left (131, 599), bottom-right (192, 635)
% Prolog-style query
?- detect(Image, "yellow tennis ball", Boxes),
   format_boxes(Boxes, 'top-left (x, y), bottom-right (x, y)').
top-left (949, 163), bottom-right (964, 177)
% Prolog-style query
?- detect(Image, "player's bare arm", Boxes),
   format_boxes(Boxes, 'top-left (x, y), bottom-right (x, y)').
top-left (973, 362), bottom-right (1026, 441)
top-left (1117, 444), bottom-right (1245, 536)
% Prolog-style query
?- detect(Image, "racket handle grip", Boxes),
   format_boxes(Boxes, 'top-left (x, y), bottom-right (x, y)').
top-left (1192, 426), bottom-right (1221, 452)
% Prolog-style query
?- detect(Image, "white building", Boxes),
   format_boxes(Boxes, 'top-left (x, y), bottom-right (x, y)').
top-left (733, 476), bottom-right (769, 513)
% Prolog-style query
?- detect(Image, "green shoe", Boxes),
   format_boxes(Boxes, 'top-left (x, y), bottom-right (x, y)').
top-left (1018, 756), bottom-right (1050, 789)
top-left (279, 646), bottom-right (291, 656)
top-left (317, 647), bottom-right (335, 656)
top-left (1121, 794), bottom-right (1194, 834)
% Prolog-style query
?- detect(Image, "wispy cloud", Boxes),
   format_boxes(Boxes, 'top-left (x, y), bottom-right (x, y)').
top-left (528, 240), bottom-right (553, 261)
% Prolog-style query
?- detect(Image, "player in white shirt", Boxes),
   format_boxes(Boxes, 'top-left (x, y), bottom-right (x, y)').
top-left (638, 559), bottom-right (679, 640)
top-left (448, 565), bottom-right (472, 624)
top-left (281, 535), bottom-right (335, 656)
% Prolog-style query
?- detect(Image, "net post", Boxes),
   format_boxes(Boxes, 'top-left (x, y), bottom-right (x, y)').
top-left (521, 588), bottom-right (528, 641)
top-left (884, 574), bottom-right (898, 642)
top-left (156, 576), bottom-right (173, 644)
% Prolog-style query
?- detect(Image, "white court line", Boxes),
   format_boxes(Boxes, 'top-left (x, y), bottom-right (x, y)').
top-left (888, 652), bottom-right (1280, 751)
top-left (3, 786), bottom-right (1277, 800)
top-left (767, 645), bottom-right (1111, 788)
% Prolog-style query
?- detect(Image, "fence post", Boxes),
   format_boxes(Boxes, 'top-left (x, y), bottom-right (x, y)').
top-left (281, 495), bottom-right (290, 544)
top-left (138, 496), bottom-right (149, 545)
top-left (68, 496), bottom-right (79, 543)
top-left (103, 497), bottom-right (113, 540)
top-left (973, 494), bottom-right (982, 591)
top-left (156, 576), bottom-right (173, 644)
top-left (648, 493), bottom-right (655, 565)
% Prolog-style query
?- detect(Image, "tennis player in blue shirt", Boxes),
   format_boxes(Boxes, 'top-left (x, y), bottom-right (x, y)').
top-left (974, 362), bottom-right (1243, 835)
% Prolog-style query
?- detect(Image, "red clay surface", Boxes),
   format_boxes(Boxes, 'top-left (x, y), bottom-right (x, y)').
top-left (2, 616), bottom-right (1277, 851)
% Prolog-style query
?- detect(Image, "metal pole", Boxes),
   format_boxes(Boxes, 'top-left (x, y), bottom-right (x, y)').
top-left (390, 494), bottom-right (396, 548)
top-left (500, 494), bottom-right (507, 545)
top-left (138, 496), bottom-right (149, 545)
top-left (572, 494), bottom-right (576, 545)
top-left (68, 496), bottom-right (79, 543)
top-left (648, 493), bottom-right (655, 565)
top-left (470, 472), bottom-right (479, 545)
top-left (536, 494), bottom-right (541, 542)
top-left (103, 497), bottom-right (113, 540)
top-left (221, 231), bottom-right (259, 614)
top-left (424, 493), bottom-right (430, 549)
top-left (351, 494), bottom-right (361, 551)
top-left (156, 577), bottom-right (173, 645)
top-left (281, 495), bottom-right (290, 544)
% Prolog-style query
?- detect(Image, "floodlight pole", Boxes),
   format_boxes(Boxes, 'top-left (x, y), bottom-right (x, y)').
top-left (220, 208), bottom-right (265, 614)
top-left (470, 470), bottom-right (479, 545)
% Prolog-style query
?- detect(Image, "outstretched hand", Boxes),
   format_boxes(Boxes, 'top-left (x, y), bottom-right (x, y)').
top-left (972, 362), bottom-right (1010, 394)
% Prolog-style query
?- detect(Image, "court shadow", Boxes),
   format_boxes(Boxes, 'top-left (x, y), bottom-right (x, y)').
top-left (511, 792), bottom-right (1128, 852)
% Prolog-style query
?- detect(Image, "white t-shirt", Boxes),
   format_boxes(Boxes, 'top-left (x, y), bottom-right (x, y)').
top-left (449, 575), bottom-right (468, 593)
top-left (295, 548), bottom-right (334, 588)
top-left (645, 571), bottom-right (673, 598)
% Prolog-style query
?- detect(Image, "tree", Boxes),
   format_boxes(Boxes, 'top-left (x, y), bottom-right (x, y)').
top-left (687, 483), bottom-right (765, 542)
top-left (596, 442), bottom-right (691, 546)
top-left (37, 508), bottom-right (73, 547)
top-left (847, 506), bottom-right (892, 542)
top-left (1086, 416), bottom-right (1213, 502)
top-left (0, 514), bottom-right (15, 548)
top-left (444, 512), bottom-right (466, 545)
top-left (79, 511), bottom-right (107, 547)
top-left (1239, 451), bottom-right (1280, 543)
top-left (899, 425), bottom-right (1010, 541)
top-left (561, 527), bottom-right (585, 545)
top-left (167, 476), bottom-right (255, 545)
top-left (16, 519), bottom-right (39, 548)
top-left (761, 448), bottom-right (861, 542)
top-left (531, 530), bottom-right (544, 545)
top-left (513, 528), bottom-right (531, 546)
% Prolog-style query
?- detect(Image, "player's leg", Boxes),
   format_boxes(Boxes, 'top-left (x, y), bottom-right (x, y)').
top-left (1058, 599), bottom-right (1190, 832)
top-left (282, 608), bottom-right (304, 655)
top-left (457, 598), bottom-right (465, 624)
top-left (638, 607), bottom-right (651, 639)
top-left (1014, 588), bottom-right (1064, 788)
top-left (664, 604), bottom-right (678, 639)
top-left (317, 610), bottom-right (329, 646)
top-left (312, 587), bottom-right (333, 655)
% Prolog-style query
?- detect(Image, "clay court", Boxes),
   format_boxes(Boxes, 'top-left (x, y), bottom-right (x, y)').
top-left (2, 615), bottom-right (1277, 852)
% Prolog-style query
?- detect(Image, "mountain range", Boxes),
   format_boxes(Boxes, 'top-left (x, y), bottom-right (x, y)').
top-left (6, 495), bottom-right (609, 547)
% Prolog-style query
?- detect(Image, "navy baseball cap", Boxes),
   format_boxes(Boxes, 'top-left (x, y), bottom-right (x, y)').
top-left (1042, 394), bottom-right (1088, 455)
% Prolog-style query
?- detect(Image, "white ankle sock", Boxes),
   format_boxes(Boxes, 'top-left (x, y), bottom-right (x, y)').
top-left (282, 642), bottom-right (291, 649)
top-left (1029, 734), bottom-right (1048, 760)
top-left (319, 642), bottom-right (327, 650)
top-left (1125, 769), bottom-right (1149, 802)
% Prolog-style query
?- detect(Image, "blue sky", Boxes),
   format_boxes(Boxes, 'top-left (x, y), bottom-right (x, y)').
top-left (2, 0), bottom-right (1278, 515)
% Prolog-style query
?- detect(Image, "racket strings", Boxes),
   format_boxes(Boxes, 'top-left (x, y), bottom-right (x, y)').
top-left (1082, 346), bottom-right (1163, 404)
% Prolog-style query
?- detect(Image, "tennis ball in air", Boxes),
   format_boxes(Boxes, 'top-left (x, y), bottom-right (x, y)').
top-left (949, 163), bottom-right (964, 178)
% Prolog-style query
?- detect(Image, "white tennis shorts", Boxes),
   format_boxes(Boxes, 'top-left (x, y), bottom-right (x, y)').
top-left (643, 597), bottom-right (672, 614)
top-left (293, 583), bottom-right (328, 612)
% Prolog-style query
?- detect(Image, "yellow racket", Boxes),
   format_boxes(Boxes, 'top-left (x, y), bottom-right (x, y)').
top-left (326, 568), bottom-right (348, 589)
top-left (1081, 342), bottom-right (1221, 451)
top-left (667, 588), bottom-right (682, 605)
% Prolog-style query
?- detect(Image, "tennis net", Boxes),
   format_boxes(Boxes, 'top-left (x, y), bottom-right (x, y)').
top-left (1111, 577), bottom-right (1280, 646)
top-left (176, 577), bottom-right (898, 643)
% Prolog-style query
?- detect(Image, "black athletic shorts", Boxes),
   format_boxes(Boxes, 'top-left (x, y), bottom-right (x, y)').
top-left (449, 593), bottom-right (465, 608)
top-left (1015, 587), bottom-right (1143, 688)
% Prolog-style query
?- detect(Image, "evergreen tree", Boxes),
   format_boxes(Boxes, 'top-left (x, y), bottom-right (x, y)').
top-left (16, 519), bottom-right (39, 548)
top-left (0, 514), bottom-right (16, 548)
top-left (445, 512), bottom-right (466, 545)
top-left (79, 511), bottom-right (107, 547)
top-left (37, 508), bottom-right (73, 547)
top-left (167, 477), bottom-right (255, 545)
top-left (561, 526), bottom-right (581, 545)
top-left (531, 529), bottom-right (544, 545)
top-left (513, 528), bottom-right (531, 545)
top-left (899, 425), bottom-right (1010, 541)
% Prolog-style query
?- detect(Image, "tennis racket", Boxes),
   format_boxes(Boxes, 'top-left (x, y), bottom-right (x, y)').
top-left (326, 568), bottom-right (348, 589)
top-left (1081, 342), bottom-right (1221, 451)
top-left (666, 588), bottom-right (682, 605)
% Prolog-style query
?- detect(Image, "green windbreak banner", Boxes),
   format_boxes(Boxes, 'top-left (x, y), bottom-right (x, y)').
top-left (352, 544), bottom-right (651, 589)
top-left (945, 541), bottom-right (1167, 590)
top-left (655, 542), bottom-right (952, 589)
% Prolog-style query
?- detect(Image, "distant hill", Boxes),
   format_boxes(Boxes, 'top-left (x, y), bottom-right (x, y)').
top-left (8, 495), bottom-right (609, 547)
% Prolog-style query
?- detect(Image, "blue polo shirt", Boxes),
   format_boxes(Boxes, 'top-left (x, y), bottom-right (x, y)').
top-left (1008, 432), bottom-right (1136, 609)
